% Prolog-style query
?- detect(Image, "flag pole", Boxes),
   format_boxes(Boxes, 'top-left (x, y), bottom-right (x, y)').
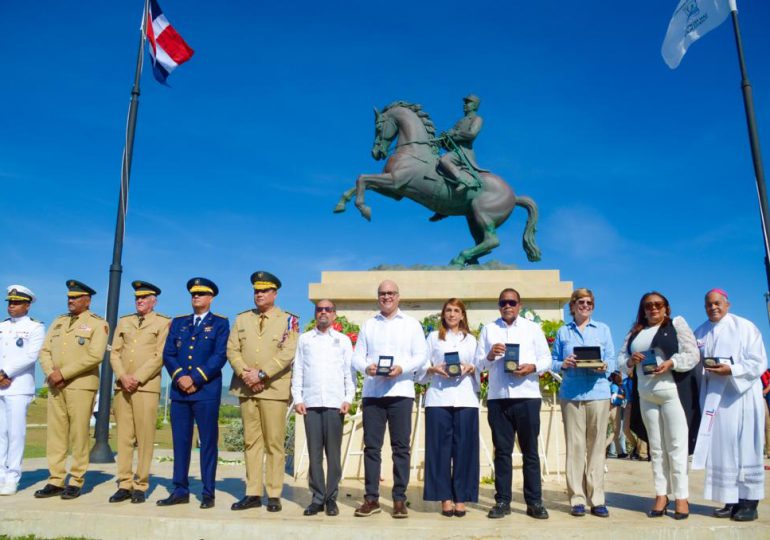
top-left (91, 0), bottom-right (149, 463)
top-left (729, 8), bottom-right (770, 317)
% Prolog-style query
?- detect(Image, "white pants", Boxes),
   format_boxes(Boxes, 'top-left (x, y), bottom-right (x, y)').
top-left (0, 394), bottom-right (33, 486)
top-left (639, 387), bottom-right (689, 499)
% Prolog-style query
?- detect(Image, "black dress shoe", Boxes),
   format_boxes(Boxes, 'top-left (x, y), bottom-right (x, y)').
top-left (487, 502), bottom-right (511, 519)
top-left (131, 491), bottom-right (146, 504)
top-left (109, 488), bottom-right (132, 503)
top-left (156, 493), bottom-right (190, 506)
top-left (304, 502), bottom-right (324, 516)
top-left (713, 504), bottom-right (735, 518)
top-left (647, 497), bottom-right (669, 518)
top-left (267, 497), bottom-right (282, 512)
top-left (673, 511), bottom-right (689, 520)
top-left (526, 503), bottom-right (549, 519)
top-left (325, 500), bottom-right (339, 516)
top-left (231, 495), bottom-right (262, 511)
top-left (34, 484), bottom-right (65, 498)
top-left (61, 486), bottom-right (81, 500)
top-left (453, 509), bottom-right (467, 518)
top-left (200, 496), bottom-right (215, 509)
top-left (441, 509), bottom-right (454, 517)
top-left (732, 501), bottom-right (759, 522)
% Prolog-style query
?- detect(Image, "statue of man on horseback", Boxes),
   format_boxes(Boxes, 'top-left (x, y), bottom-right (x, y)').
top-left (334, 97), bottom-right (542, 267)
top-left (437, 94), bottom-right (487, 194)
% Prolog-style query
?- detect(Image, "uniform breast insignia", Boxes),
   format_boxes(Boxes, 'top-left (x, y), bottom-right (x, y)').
top-left (78, 337), bottom-right (86, 345)
top-left (16, 337), bottom-right (23, 347)
top-left (204, 326), bottom-right (213, 333)
top-left (79, 324), bottom-right (92, 332)
top-left (176, 339), bottom-right (182, 349)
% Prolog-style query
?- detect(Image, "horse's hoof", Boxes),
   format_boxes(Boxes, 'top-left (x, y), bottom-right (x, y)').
top-left (333, 203), bottom-right (346, 213)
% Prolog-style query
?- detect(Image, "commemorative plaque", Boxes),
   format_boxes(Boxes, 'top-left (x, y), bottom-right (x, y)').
top-left (704, 356), bottom-right (733, 368)
top-left (641, 350), bottom-right (658, 375)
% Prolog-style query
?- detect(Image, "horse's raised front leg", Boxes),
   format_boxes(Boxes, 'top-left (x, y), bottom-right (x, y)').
top-left (333, 187), bottom-right (357, 213)
top-left (354, 172), bottom-right (395, 221)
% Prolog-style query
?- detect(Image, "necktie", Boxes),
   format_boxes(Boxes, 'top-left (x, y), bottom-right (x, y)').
top-left (138, 316), bottom-right (145, 328)
top-left (259, 314), bottom-right (266, 332)
top-left (194, 316), bottom-right (201, 328)
top-left (69, 315), bottom-right (78, 328)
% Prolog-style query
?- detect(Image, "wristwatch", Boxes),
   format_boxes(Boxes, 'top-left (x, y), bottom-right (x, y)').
top-left (258, 370), bottom-right (268, 382)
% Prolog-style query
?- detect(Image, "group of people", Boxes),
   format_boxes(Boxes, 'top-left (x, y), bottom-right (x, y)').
top-left (0, 277), bottom-right (765, 523)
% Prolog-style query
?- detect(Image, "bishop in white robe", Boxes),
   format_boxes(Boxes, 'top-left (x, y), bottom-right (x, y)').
top-left (693, 289), bottom-right (766, 522)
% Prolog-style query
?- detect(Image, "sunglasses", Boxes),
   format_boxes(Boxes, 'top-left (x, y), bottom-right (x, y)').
top-left (498, 299), bottom-right (519, 308)
top-left (191, 292), bottom-right (212, 298)
top-left (315, 306), bottom-right (335, 313)
top-left (575, 299), bottom-right (593, 306)
top-left (644, 301), bottom-right (665, 310)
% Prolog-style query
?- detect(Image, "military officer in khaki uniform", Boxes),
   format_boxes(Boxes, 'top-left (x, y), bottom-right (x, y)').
top-left (228, 271), bottom-right (299, 512)
top-left (108, 281), bottom-right (170, 504)
top-left (35, 280), bottom-right (109, 500)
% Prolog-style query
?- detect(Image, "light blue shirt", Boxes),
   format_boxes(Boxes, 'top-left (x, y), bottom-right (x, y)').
top-left (551, 319), bottom-right (616, 401)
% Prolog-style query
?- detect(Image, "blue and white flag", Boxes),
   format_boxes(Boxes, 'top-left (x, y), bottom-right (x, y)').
top-left (661, 0), bottom-right (736, 69)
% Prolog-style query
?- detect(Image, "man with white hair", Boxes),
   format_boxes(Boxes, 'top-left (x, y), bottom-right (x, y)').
top-left (0, 285), bottom-right (45, 495)
top-left (693, 288), bottom-right (766, 522)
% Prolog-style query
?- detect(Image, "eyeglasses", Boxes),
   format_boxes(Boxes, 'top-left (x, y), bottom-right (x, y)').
top-left (575, 299), bottom-right (593, 306)
top-left (498, 299), bottom-right (519, 308)
top-left (191, 292), bottom-right (211, 298)
top-left (378, 291), bottom-right (398, 297)
top-left (644, 301), bottom-right (665, 310)
top-left (315, 306), bottom-right (335, 313)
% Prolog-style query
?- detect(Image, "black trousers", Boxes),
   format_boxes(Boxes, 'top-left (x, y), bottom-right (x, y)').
top-left (362, 396), bottom-right (413, 501)
top-left (487, 398), bottom-right (542, 505)
top-left (304, 407), bottom-right (344, 504)
top-left (423, 406), bottom-right (479, 502)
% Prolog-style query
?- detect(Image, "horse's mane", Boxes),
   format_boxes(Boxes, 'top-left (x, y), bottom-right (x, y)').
top-left (381, 101), bottom-right (439, 154)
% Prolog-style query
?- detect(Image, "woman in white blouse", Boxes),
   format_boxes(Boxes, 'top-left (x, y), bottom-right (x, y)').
top-left (618, 291), bottom-right (700, 520)
top-left (422, 298), bottom-right (479, 517)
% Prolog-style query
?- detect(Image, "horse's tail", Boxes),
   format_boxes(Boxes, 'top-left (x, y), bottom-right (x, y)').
top-left (515, 196), bottom-right (542, 262)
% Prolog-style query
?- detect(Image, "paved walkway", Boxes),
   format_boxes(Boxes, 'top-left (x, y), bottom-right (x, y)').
top-left (0, 451), bottom-right (767, 539)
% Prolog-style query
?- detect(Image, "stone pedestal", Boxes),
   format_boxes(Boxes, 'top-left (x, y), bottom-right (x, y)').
top-left (308, 269), bottom-right (573, 328)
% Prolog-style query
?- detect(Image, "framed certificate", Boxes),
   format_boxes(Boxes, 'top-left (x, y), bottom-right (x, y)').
top-left (641, 350), bottom-right (658, 375)
top-left (704, 356), bottom-right (733, 368)
top-left (503, 343), bottom-right (520, 373)
top-left (444, 351), bottom-right (461, 377)
top-left (376, 355), bottom-right (394, 376)
top-left (573, 346), bottom-right (605, 369)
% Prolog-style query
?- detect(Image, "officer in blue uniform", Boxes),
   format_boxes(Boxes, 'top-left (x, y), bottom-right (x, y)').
top-left (157, 278), bottom-right (229, 509)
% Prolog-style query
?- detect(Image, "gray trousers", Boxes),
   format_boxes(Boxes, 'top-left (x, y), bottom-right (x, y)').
top-left (305, 407), bottom-right (344, 504)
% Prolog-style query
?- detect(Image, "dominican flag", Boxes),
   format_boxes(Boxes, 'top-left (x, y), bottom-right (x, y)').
top-left (145, 0), bottom-right (194, 84)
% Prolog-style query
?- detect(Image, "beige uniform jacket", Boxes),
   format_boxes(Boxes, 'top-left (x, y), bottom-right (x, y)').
top-left (228, 307), bottom-right (298, 400)
top-left (110, 311), bottom-right (170, 394)
top-left (39, 310), bottom-right (109, 390)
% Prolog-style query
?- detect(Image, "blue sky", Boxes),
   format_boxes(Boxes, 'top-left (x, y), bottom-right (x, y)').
top-left (2, 1), bottom-right (770, 386)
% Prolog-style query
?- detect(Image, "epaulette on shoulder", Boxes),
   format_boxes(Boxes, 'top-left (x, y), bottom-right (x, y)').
top-left (173, 315), bottom-right (189, 320)
top-left (58, 313), bottom-right (70, 319)
top-left (238, 309), bottom-right (254, 316)
top-left (212, 313), bottom-right (229, 319)
top-left (90, 313), bottom-right (105, 320)
top-left (119, 314), bottom-right (135, 319)
top-left (30, 317), bottom-right (43, 324)
top-left (155, 313), bottom-right (171, 320)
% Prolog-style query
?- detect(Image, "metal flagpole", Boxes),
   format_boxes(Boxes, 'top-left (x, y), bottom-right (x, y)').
top-left (728, 8), bottom-right (770, 326)
top-left (91, 0), bottom-right (149, 462)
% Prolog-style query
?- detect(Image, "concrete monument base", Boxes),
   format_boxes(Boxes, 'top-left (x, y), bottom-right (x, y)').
top-left (308, 268), bottom-right (573, 328)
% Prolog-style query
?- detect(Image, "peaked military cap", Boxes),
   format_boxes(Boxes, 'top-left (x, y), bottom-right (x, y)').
top-left (187, 277), bottom-right (218, 296)
top-left (66, 279), bottom-right (96, 297)
top-left (6, 284), bottom-right (35, 303)
top-left (250, 271), bottom-right (281, 291)
top-left (463, 93), bottom-right (481, 104)
top-left (132, 280), bottom-right (161, 297)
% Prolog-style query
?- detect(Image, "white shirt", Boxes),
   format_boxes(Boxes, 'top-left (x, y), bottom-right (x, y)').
top-left (291, 327), bottom-right (355, 408)
top-left (0, 315), bottom-right (45, 396)
top-left (352, 309), bottom-right (428, 399)
top-left (475, 316), bottom-right (551, 400)
top-left (422, 330), bottom-right (479, 408)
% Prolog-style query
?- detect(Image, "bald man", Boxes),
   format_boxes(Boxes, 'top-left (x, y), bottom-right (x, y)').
top-left (351, 280), bottom-right (427, 518)
top-left (693, 289), bottom-right (766, 522)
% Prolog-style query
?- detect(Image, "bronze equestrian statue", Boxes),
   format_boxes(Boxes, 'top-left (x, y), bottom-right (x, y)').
top-left (334, 97), bottom-right (541, 267)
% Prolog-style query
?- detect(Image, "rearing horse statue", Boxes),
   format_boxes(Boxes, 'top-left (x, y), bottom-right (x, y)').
top-left (334, 101), bottom-right (541, 267)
